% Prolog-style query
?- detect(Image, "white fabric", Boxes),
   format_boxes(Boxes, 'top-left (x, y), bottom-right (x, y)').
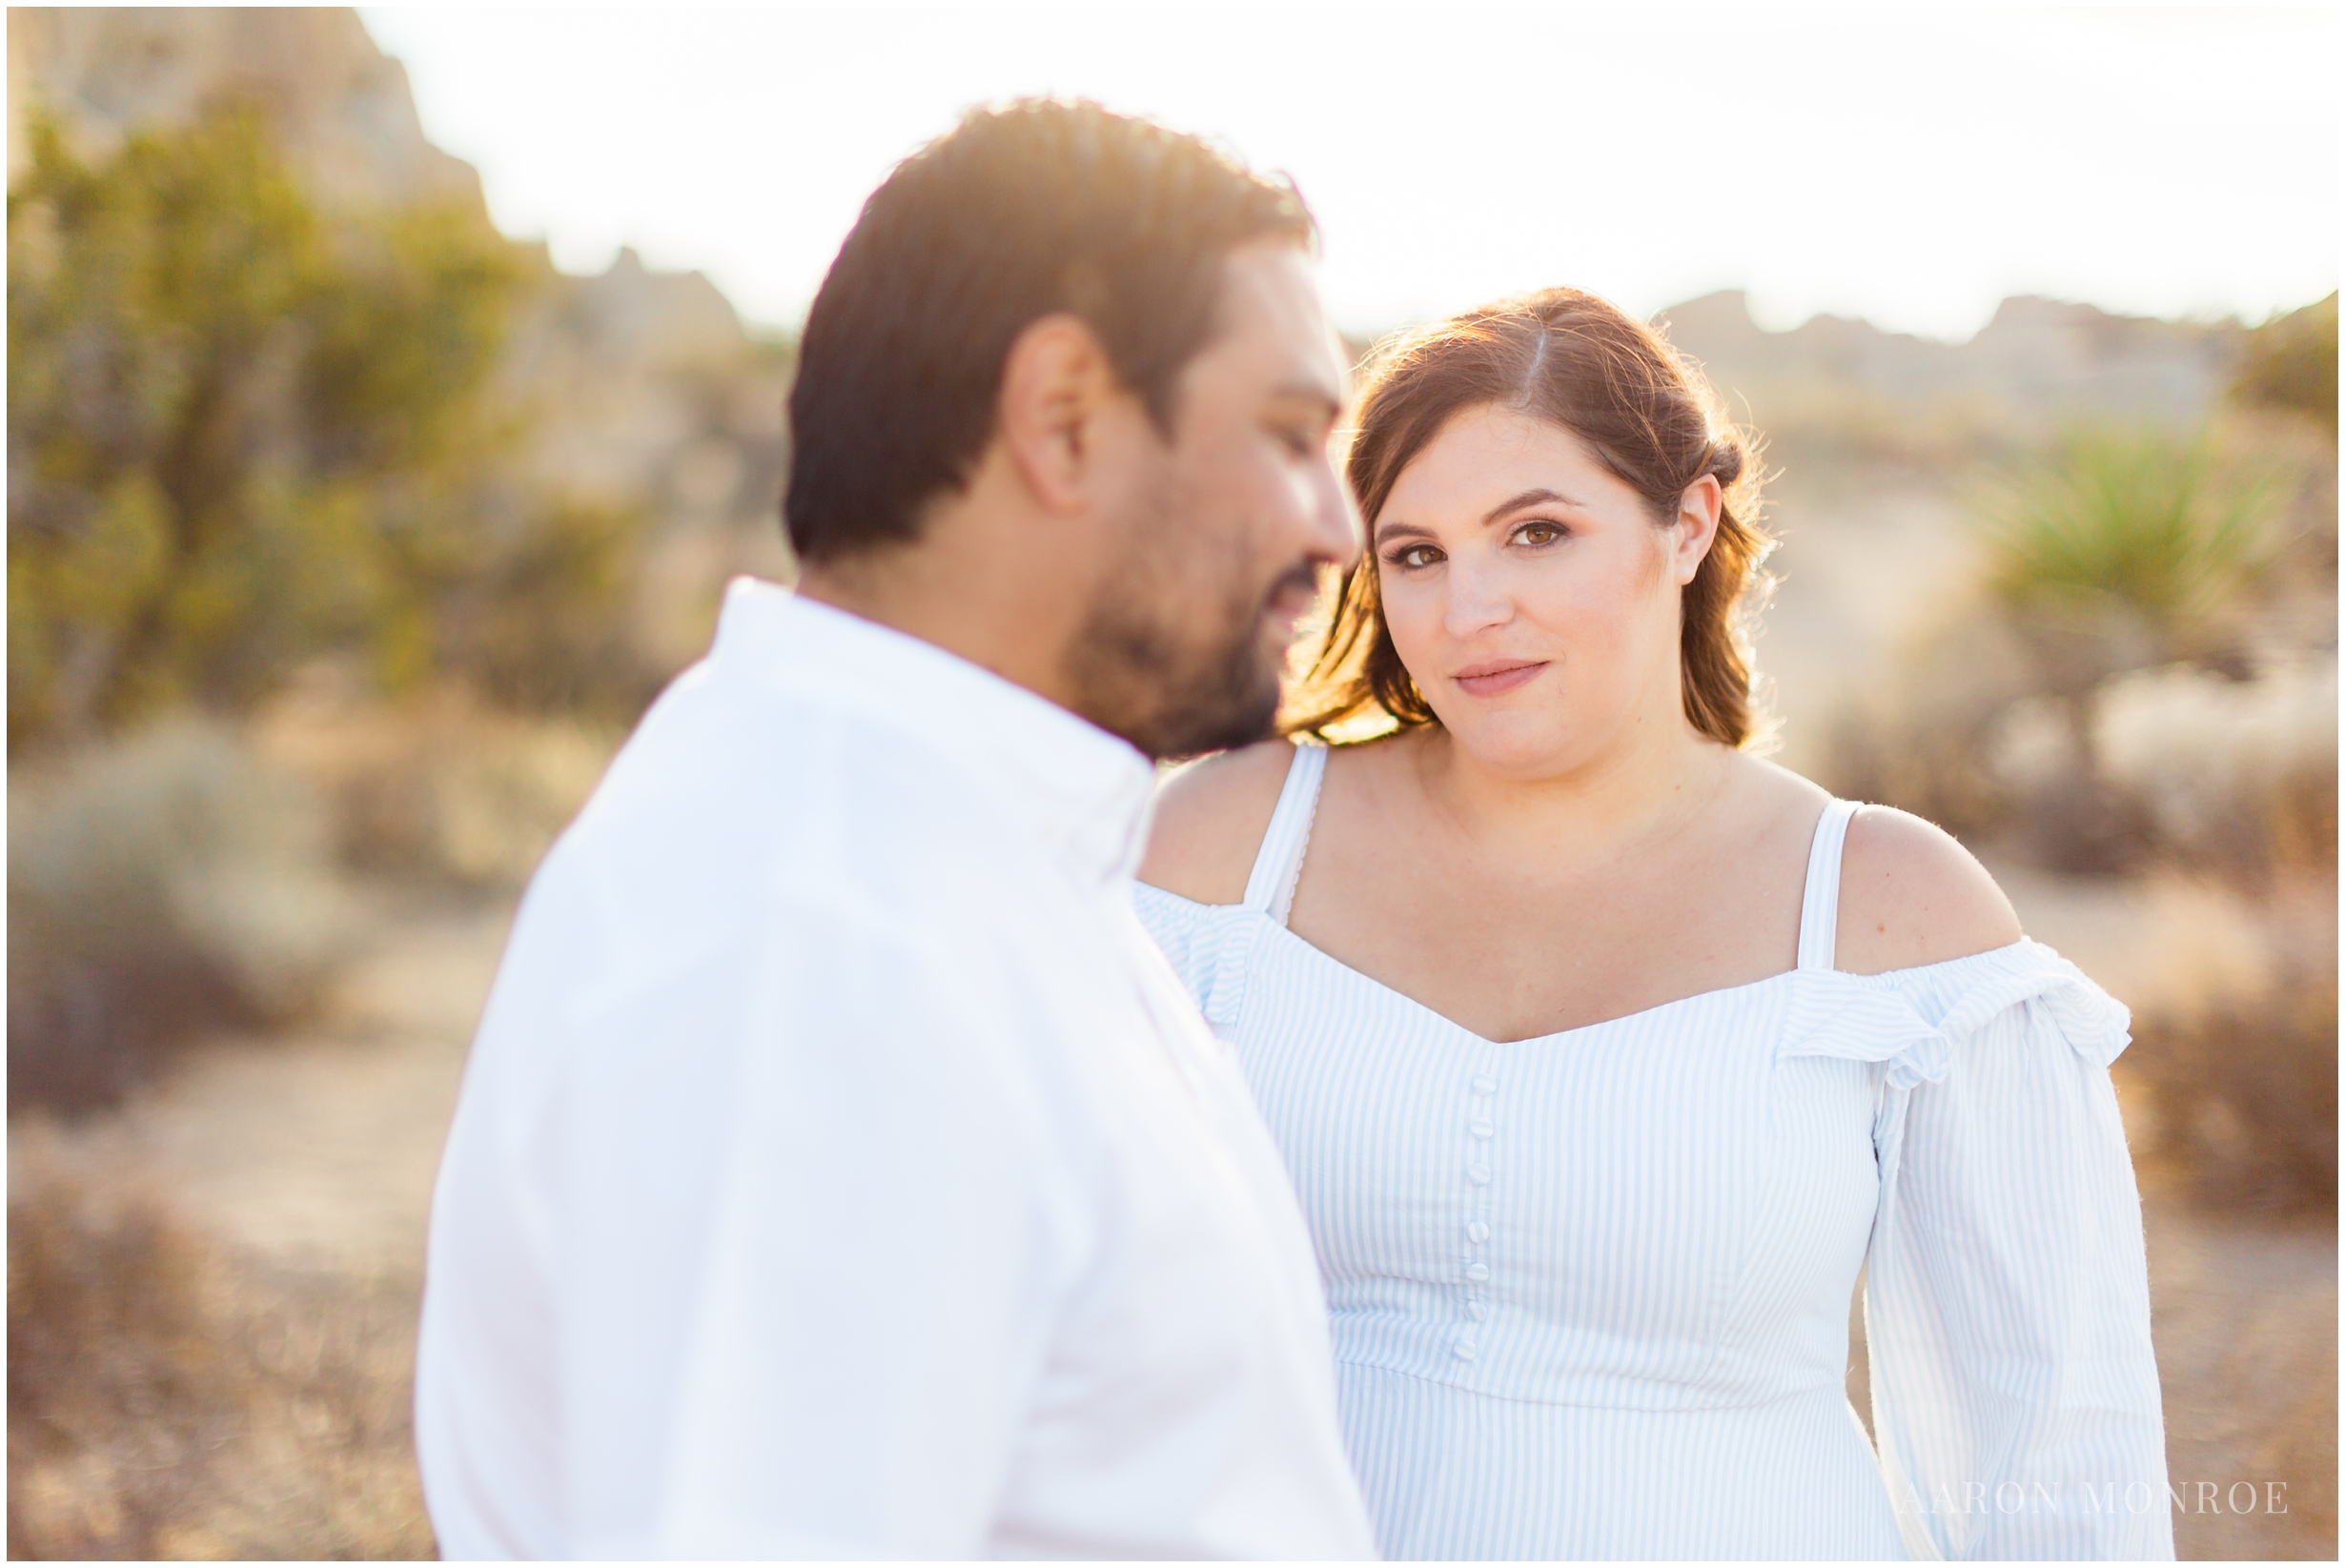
top-left (416, 580), bottom-right (1376, 1561)
top-left (1134, 743), bottom-right (2173, 1561)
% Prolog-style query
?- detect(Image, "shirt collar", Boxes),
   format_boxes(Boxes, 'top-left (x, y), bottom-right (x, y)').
top-left (708, 577), bottom-right (1157, 886)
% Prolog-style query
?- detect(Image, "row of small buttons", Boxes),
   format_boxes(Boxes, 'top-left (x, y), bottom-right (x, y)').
top-left (1457, 1072), bottom-right (1499, 1360)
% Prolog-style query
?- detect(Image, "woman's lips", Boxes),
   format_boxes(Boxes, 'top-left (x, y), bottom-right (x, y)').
top-left (1452, 660), bottom-right (1548, 698)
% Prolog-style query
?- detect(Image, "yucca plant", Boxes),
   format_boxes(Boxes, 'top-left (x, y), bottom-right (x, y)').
top-left (1977, 426), bottom-right (2281, 653)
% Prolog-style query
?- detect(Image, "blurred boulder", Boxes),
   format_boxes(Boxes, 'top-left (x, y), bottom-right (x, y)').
top-left (1659, 289), bottom-right (2241, 456)
top-left (7, 7), bottom-right (480, 214)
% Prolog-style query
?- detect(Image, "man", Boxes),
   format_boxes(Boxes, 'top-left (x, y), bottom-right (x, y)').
top-left (414, 100), bottom-right (1374, 1558)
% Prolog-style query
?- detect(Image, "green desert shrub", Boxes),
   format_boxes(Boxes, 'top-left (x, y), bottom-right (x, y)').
top-left (7, 105), bottom-right (650, 749)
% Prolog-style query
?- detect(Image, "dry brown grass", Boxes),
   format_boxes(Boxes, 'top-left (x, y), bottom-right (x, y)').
top-left (2082, 862), bottom-right (2335, 1218)
top-left (7, 1130), bottom-right (433, 1560)
top-left (2114, 880), bottom-right (2340, 1217)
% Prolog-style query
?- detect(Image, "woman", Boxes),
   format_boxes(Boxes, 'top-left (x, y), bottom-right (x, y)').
top-left (1133, 289), bottom-right (2171, 1560)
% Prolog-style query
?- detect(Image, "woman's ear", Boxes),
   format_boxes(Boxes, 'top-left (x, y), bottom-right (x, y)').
top-left (995, 313), bottom-right (1119, 519)
top-left (1670, 474), bottom-right (1723, 586)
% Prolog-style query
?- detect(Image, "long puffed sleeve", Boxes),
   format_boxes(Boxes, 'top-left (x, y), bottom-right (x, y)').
top-left (1132, 881), bottom-right (1206, 983)
top-left (1132, 881), bottom-right (1247, 1029)
top-left (1863, 945), bottom-right (2173, 1560)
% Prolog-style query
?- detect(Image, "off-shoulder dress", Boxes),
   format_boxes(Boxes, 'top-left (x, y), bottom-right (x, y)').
top-left (1132, 742), bottom-right (2172, 1561)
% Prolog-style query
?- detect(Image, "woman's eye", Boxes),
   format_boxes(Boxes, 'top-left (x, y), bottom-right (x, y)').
top-left (1387, 544), bottom-right (1442, 569)
top-left (1515, 520), bottom-right (1563, 546)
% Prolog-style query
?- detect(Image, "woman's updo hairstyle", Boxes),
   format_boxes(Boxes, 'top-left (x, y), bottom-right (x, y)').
top-left (1287, 287), bottom-right (1774, 748)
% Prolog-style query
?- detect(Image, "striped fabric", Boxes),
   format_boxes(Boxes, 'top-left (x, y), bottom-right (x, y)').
top-left (1133, 743), bottom-right (2173, 1561)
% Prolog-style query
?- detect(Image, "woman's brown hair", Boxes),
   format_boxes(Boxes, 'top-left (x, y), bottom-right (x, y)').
top-left (1287, 288), bottom-right (1773, 747)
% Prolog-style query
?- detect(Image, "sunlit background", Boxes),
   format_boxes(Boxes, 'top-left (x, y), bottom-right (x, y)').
top-left (7, 6), bottom-right (2336, 1562)
top-left (359, 5), bottom-right (2336, 340)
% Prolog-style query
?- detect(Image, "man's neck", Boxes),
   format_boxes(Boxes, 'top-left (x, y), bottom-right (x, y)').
top-left (796, 544), bottom-right (1082, 716)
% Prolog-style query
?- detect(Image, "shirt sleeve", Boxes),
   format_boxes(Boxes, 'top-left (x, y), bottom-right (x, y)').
top-left (556, 901), bottom-right (1093, 1558)
top-left (1865, 972), bottom-right (2174, 1560)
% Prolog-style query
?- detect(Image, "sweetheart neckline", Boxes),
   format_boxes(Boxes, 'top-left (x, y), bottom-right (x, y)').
top-left (1132, 881), bottom-right (2039, 1049)
top-left (1259, 917), bottom-right (1807, 1049)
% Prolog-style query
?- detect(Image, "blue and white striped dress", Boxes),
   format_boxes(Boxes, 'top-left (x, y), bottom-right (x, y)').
top-left (1133, 743), bottom-right (2172, 1561)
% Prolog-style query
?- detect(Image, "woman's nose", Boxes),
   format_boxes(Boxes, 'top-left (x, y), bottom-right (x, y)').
top-left (1442, 558), bottom-right (1514, 638)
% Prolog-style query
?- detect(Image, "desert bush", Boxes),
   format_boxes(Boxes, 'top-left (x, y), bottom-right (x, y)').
top-left (1973, 692), bottom-right (2152, 874)
top-left (1845, 647), bottom-right (2338, 882)
top-left (2233, 292), bottom-right (2338, 438)
top-left (372, 711), bottom-right (615, 889)
top-left (2093, 658), bottom-right (2337, 882)
top-left (432, 494), bottom-right (663, 717)
top-left (254, 682), bottom-right (618, 890)
top-left (1821, 601), bottom-right (2040, 845)
top-left (2121, 956), bottom-right (2338, 1217)
top-left (8, 106), bottom-right (511, 742)
top-left (7, 1134), bottom-right (434, 1559)
top-left (8, 1135), bottom-right (227, 1557)
top-left (7, 105), bottom-right (655, 749)
top-left (8, 717), bottom-right (357, 1115)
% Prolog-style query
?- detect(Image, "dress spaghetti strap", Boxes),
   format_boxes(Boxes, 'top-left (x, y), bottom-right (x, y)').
top-left (1241, 743), bottom-right (1328, 927)
top-left (1796, 798), bottom-right (1861, 972)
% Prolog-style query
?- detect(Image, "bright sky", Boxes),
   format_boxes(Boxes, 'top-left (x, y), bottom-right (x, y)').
top-left (357, 4), bottom-right (2337, 341)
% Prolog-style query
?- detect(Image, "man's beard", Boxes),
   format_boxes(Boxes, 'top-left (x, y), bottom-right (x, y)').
top-left (1062, 506), bottom-right (1315, 762)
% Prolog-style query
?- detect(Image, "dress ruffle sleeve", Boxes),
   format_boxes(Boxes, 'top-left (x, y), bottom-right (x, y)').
top-left (1787, 940), bottom-right (2172, 1560)
top-left (1131, 883), bottom-right (1253, 1032)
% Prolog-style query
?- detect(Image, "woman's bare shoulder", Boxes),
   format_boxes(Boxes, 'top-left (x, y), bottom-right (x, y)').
top-left (1137, 741), bottom-right (1300, 906)
top-left (1835, 803), bottom-right (2023, 975)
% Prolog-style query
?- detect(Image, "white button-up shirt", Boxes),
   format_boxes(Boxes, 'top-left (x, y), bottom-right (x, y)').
top-left (415, 579), bottom-right (1376, 1560)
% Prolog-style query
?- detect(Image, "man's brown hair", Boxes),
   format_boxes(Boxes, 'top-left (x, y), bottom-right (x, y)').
top-left (785, 99), bottom-right (1315, 565)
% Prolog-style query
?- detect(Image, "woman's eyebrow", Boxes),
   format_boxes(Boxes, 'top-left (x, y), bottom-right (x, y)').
top-left (1481, 486), bottom-right (1581, 525)
top-left (1374, 488), bottom-right (1589, 546)
top-left (1371, 519), bottom-right (1438, 546)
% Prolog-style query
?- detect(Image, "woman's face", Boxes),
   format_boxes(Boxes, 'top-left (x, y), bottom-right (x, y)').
top-left (1373, 402), bottom-right (1719, 778)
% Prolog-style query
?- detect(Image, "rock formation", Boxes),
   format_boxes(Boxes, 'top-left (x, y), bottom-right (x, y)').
top-left (8, 8), bottom-right (481, 213)
top-left (1657, 289), bottom-right (2239, 442)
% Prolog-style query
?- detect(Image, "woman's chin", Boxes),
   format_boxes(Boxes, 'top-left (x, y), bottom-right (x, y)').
top-left (1442, 713), bottom-right (1591, 781)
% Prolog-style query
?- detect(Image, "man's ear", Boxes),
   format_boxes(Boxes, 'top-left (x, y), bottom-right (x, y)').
top-left (996, 313), bottom-right (1121, 519)
top-left (1671, 474), bottom-right (1723, 585)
